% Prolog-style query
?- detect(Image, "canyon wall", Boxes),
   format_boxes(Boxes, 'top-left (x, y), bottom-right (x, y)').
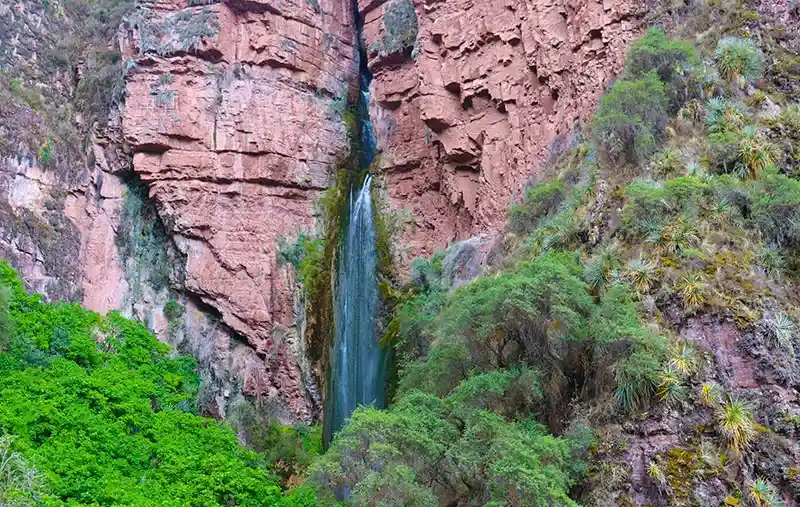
top-left (115, 0), bottom-right (358, 421)
top-left (360, 0), bottom-right (645, 265)
top-left (1, 0), bottom-right (648, 423)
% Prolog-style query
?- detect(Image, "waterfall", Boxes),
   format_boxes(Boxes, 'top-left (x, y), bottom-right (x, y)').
top-left (328, 175), bottom-right (385, 438)
top-left (323, 0), bottom-right (385, 443)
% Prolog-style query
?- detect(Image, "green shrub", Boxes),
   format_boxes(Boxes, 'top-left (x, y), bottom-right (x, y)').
top-left (164, 299), bottom-right (184, 321)
top-left (36, 139), bottom-right (54, 167)
top-left (591, 72), bottom-right (669, 166)
top-left (625, 28), bottom-right (702, 110)
top-left (74, 50), bottom-right (127, 124)
top-left (9, 79), bottom-right (44, 110)
top-left (390, 288), bottom-right (446, 365)
top-left (117, 178), bottom-right (172, 295)
top-left (621, 176), bottom-right (709, 239)
top-left (508, 180), bottom-right (568, 234)
top-left (625, 28), bottom-right (699, 83)
top-left (714, 37), bottom-right (763, 82)
top-left (0, 285), bottom-right (10, 353)
top-left (0, 435), bottom-right (44, 505)
top-left (0, 262), bottom-right (285, 505)
top-left (310, 389), bottom-right (584, 506)
top-left (277, 232), bottom-right (325, 298)
top-left (749, 171), bottom-right (800, 248)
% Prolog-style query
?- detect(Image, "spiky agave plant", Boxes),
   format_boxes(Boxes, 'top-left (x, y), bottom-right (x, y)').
top-left (763, 312), bottom-right (796, 348)
top-left (714, 37), bottom-right (764, 82)
top-left (706, 97), bottom-right (746, 134)
top-left (736, 126), bottom-right (776, 180)
top-left (716, 396), bottom-right (756, 453)
top-left (626, 259), bottom-right (658, 293)
top-left (748, 477), bottom-right (784, 507)
top-left (700, 383), bottom-right (721, 407)
top-left (657, 366), bottom-right (686, 407)
top-left (757, 245), bottom-right (786, 278)
top-left (584, 245), bottom-right (621, 292)
top-left (679, 272), bottom-right (707, 308)
top-left (647, 461), bottom-right (666, 487)
top-left (668, 342), bottom-right (698, 377)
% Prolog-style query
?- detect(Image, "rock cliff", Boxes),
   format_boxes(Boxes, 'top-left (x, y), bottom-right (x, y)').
top-left (1, 0), bottom-right (649, 423)
top-left (117, 0), bottom-right (358, 421)
top-left (360, 0), bottom-right (645, 266)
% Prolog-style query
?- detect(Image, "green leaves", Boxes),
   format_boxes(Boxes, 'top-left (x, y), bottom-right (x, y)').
top-left (715, 37), bottom-right (764, 82)
top-left (0, 262), bottom-right (284, 506)
top-left (625, 28), bottom-right (699, 84)
top-left (592, 71), bottom-right (669, 166)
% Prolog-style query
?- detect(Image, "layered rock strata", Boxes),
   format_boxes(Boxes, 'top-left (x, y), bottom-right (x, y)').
top-left (116, 0), bottom-right (358, 421)
top-left (360, 0), bottom-right (645, 266)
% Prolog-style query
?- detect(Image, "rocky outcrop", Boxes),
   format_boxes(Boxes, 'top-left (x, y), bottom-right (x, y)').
top-left (117, 0), bottom-right (358, 421)
top-left (361, 0), bottom-right (646, 266)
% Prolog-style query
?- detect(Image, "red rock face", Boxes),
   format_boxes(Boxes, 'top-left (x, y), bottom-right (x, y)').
top-left (360, 0), bottom-right (645, 266)
top-left (110, 0), bottom-right (648, 421)
top-left (119, 0), bottom-right (358, 421)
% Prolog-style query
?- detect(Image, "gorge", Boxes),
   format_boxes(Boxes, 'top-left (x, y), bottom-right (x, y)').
top-left (2, 0), bottom-right (800, 504)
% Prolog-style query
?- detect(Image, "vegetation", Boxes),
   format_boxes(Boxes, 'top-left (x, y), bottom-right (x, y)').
top-left (277, 232), bottom-right (326, 298)
top-left (117, 177), bottom-right (173, 298)
top-left (715, 37), bottom-right (764, 82)
top-left (0, 435), bottom-right (44, 506)
top-left (308, 22), bottom-right (800, 505)
top-left (0, 261), bottom-right (308, 505)
top-left (716, 397), bottom-right (756, 453)
top-left (591, 71), bottom-right (669, 166)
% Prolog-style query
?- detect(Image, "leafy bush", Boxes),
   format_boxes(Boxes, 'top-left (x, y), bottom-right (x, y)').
top-left (591, 72), bottom-right (669, 166)
top-left (715, 37), bottom-right (763, 82)
top-left (508, 180), bottom-right (568, 234)
top-left (625, 28), bottom-right (699, 83)
top-left (399, 252), bottom-right (593, 396)
top-left (625, 28), bottom-right (702, 110)
top-left (277, 232), bottom-right (325, 298)
top-left (117, 178), bottom-right (172, 295)
top-left (0, 261), bottom-right (286, 505)
top-left (310, 389), bottom-right (585, 506)
top-left (749, 171), bottom-right (800, 248)
top-left (621, 176), bottom-right (710, 239)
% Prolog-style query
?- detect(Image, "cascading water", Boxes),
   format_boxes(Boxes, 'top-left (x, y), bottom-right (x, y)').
top-left (327, 175), bottom-right (386, 439)
top-left (323, 0), bottom-right (385, 443)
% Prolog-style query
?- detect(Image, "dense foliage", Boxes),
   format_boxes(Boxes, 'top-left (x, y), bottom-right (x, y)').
top-left (0, 262), bottom-right (302, 506)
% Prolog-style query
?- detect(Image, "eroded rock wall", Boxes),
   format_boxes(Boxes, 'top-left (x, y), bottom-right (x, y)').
top-left (117, 0), bottom-right (358, 421)
top-left (360, 0), bottom-right (646, 266)
top-left (2, 0), bottom-right (654, 425)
